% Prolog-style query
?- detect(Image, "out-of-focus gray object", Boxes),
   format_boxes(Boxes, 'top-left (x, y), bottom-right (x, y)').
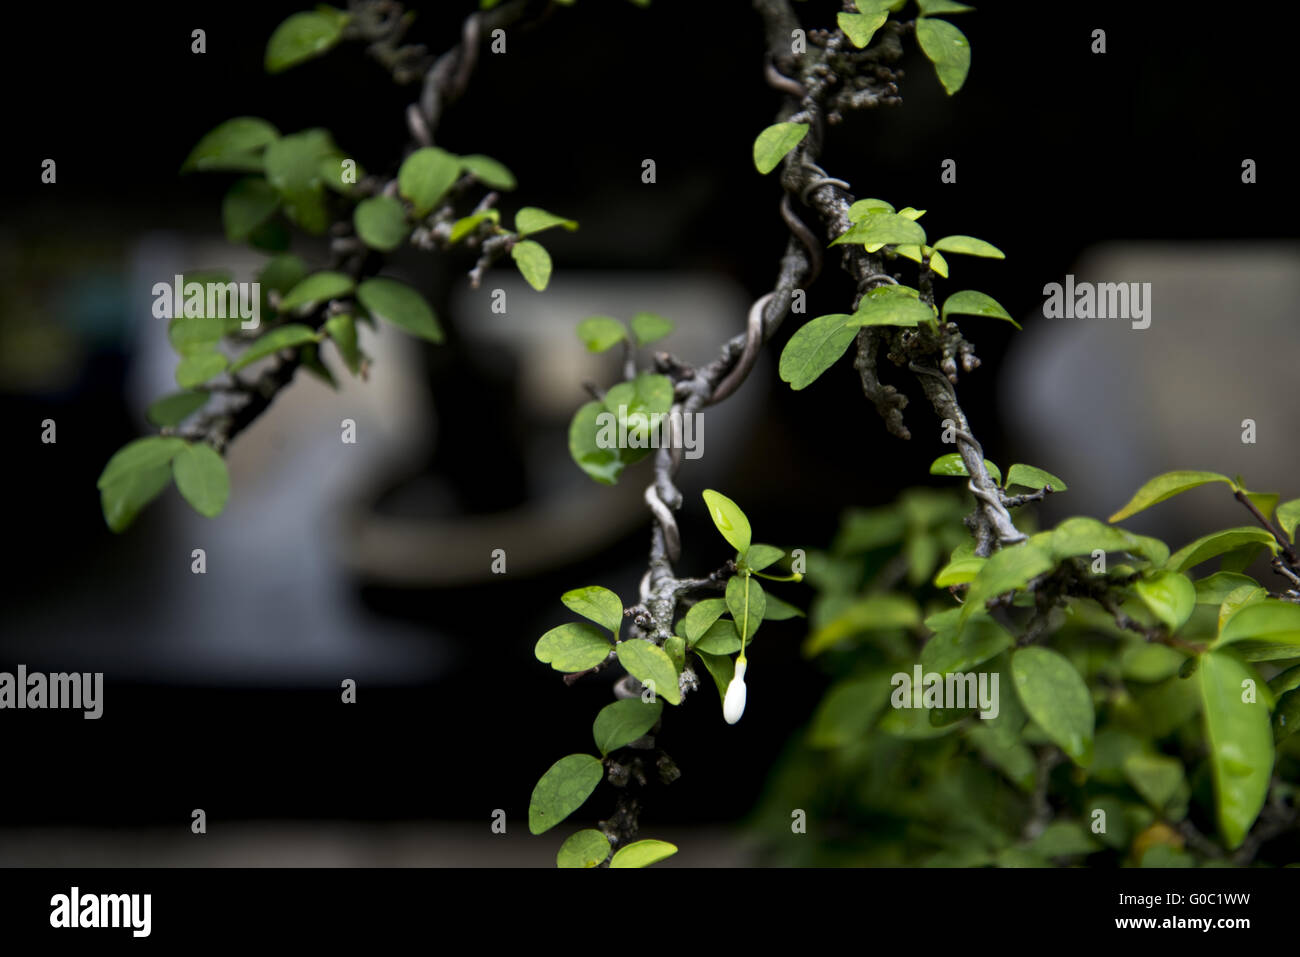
top-left (1001, 243), bottom-right (1300, 543)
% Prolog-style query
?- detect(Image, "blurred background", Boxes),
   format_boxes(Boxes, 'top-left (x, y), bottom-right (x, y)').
top-left (0, 0), bottom-right (1296, 865)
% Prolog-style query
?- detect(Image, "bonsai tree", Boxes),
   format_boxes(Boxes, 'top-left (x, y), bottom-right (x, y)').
top-left (94, 0), bottom-right (1298, 868)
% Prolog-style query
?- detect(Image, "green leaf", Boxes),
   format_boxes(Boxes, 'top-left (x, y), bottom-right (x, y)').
top-left (514, 207), bottom-right (578, 237)
top-left (182, 117), bottom-right (279, 173)
top-left (576, 316), bottom-right (627, 352)
top-left (146, 391), bottom-right (210, 427)
top-left (918, 0), bottom-right (974, 13)
top-left (831, 212), bottom-right (927, 248)
top-left (397, 147), bottom-right (460, 217)
top-left (258, 254), bottom-right (308, 303)
top-left (556, 829), bottom-right (610, 868)
top-left (353, 195), bottom-right (409, 252)
top-left (702, 489), bottom-right (752, 558)
top-left (535, 622), bottom-right (611, 673)
top-left (230, 324), bottom-right (319, 372)
top-left (528, 754), bottom-right (604, 835)
top-left (1107, 470), bottom-right (1236, 523)
top-left (448, 210), bottom-right (500, 243)
top-left (778, 314), bottom-right (857, 390)
top-left (1134, 571), bottom-right (1196, 632)
top-left (324, 314), bottom-right (361, 375)
top-left (745, 544), bottom-right (785, 572)
top-left (752, 122), bottom-right (808, 174)
top-left (915, 17), bottom-right (971, 95)
top-left (562, 586), bottom-right (623, 636)
top-left (804, 594), bottom-right (922, 655)
top-left (1217, 599), bottom-right (1300, 661)
top-left (726, 576), bottom-right (766, 645)
top-left (1012, 647), bottom-right (1095, 766)
top-left (932, 234), bottom-right (1003, 258)
top-left (809, 672), bottom-right (892, 748)
top-left (1276, 499), bottom-right (1300, 542)
top-left (262, 131), bottom-right (335, 234)
top-left (1217, 585), bottom-right (1269, 634)
top-left (961, 541), bottom-right (1055, 622)
top-left (941, 290), bottom-right (1019, 328)
top-left (593, 699), bottom-right (662, 755)
top-left (279, 271), bottom-right (355, 312)
top-left (265, 9), bottom-right (349, 73)
top-left (616, 640), bottom-right (681, 705)
top-left (850, 289), bottom-right (937, 328)
top-left (693, 619), bottom-right (741, 655)
top-left (1194, 572), bottom-right (1259, 605)
top-left (630, 312), bottom-right (673, 346)
top-left (837, 10), bottom-right (887, 48)
top-left (683, 599), bottom-right (727, 645)
top-left (921, 609), bottom-right (1012, 673)
top-left (1045, 516), bottom-right (1169, 566)
top-left (928, 453), bottom-right (1002, 485)
top-left (847, 198), bottom-right (895, 219)
top-left (176, 352), bottom-right (228, 389)
top-left (511, 240), bottom-right (552, 291)
top-left (356, 278), bottom-right (443, 343)
top-left (458, 153), bottom-right (516, 190)
top-left (933, 555), bottom-right (984, 586)
top-left (1005, 463), bottom-right (1067, 492)
top-left (168, 316), bottom-right (224, 355)
top-left (609, 839), bottom-right (677, 868)
top-left (1274, 689), bottom-right (1300, 743)
top-left (171, 442), bottom-right (230, 518)
top-left (100, 463), bottom-right (173, 533)
top-left (1166, 527), bottom-right (1278, 573)
top-left (1119, 642), bottom-right (1186, 682)
top-left (1198, 651), bottom-right (1273, 848)
top-left (98, 437), bottom-right (188, 489)
top-left (568, 400), bottom-right (631, 485)
top-left (222, 177), bottom-right (280, 242)
top-left (1123, 751), bottom-right (1185, 813)
top-left (317, 154), bottom-right (364, 195)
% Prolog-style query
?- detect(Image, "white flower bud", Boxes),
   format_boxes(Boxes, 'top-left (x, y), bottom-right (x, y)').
top-left (723, 658), bottom-right (748, 725)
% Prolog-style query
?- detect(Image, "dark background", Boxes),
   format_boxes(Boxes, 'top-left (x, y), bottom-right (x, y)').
top-left (1, 0), bottom-right (1295, 844)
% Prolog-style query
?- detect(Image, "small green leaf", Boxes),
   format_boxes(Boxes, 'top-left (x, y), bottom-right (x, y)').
top-left (1122, 751), bottom-right (1185, 813)
top-left (265, 9), bottom-right (349, 73)
top-left (1107, 470), bottom-right (1236, 523)
top-left (1198, 651), bottom-right (1273, 848)
top-left (630, 312), bottom-right (673, 346)
top-left (752, 122), bottom-right (808, 174)
top-left (745, 544), bottom-right (785, 571)
top-left (850, 289), bottom-right (937, 328)
top-left (922, 610), bottom-right (1012, 674)
top-left (279, 271), bottom-right (355, 312)
top-left (97, 437), bottom-right (188, 489)
top-left (1012, 647), bottom-right (1094, 766)
top-left (702, 489), bottom-right (752, 557)
top-left (693, 619), bottom-right (741, 655)
top-left (1166, 527), bottom-right (1278, 573)
top-left (916, 17), bottom-right (971, 95)
top-left (528, 754), bottom-right (604, 835)
top-left (593, 698), bottom-right (662, 755)
top-left (100, 463), bottom-right (172, 533)
top-left (918, 0), bottom-right (974, 13)
top-left (847, 198), bottom-right (894, 219)
top-left (353, 195), bottom-right (409, 252)
top-left (928, 453), bottom-right (1002, 485)
top-left (458, 153), bottom-right (516, 190)
top-left (182, 117), bottom-right (279, 173)
top-left (576, 316), bottom-right (627, 353)
top-left (146, 391), bottom-right (210, 427)
top-left (318, 154), bottom-right (364, 195)
top-left (514, 207), bottom-right (578, 237)
top-left (448, 210), bottom-right (500, 243)
top-left (695, 650), bottom-right (735, 703)
top-left (779, 314), bottom-right (858, 390)
top-left (961, 541), bottom-right (1056, 623)
top-left (616, 640), bottom-right (681, 705)
top-left (568, 400), bottom-right (631, 485)
top-left (1217, 599), bottom-right (1300, 660)
top-left (609, 839), bottom-right (677, 868)
top-left (932, 235), bottom-right (1004, 259)
top-left (683, 599), bottom-right (728, 645)
top-left (222, 177), bottom-right (280, 242)
top-left (556, 829), bottom-right (610, 868)
top-left (1276, 499), bottom-right (1300, 542)
top-left (1194, 572), bottom-right (1260, 605)
top-left (535, 622), bottom-right (611, 673)
top-left (258, 254), bottom-right (309, 303)
top-left (726, 576), bottom-right (766, 645)
top-left (1005, 463), bottom-right (1067, 492)
top-left (356, 278), bottom-right (444, 343)
top-left (324, 314), bottom-right (361, 375)
top-left (933, 555), bottom-right (986, 587)
top-left (398, 147), bottom-right (461, 217)
top-left (176, 352), bottom-right (228, 388)
top-left (168, 316), bottom-right (224, 355)
top-left (831, 211), bottom-right (927, 248)
top-left (171, 442), bottom-right (230, 518)
top-left (511, 240), bottom-right (552, 291)
top-left (941, 290), bottom-right (1019, 328)
top-left (229, 324), bottom-right (320, 372)
top-left (838, 10), bottom-right (887, 48)
top-left (562, 586), bottom-right (623, 636)
top-left (1134, 571), bottom-right (1196, 632)
top-left (262, 130), bottom-right (337, 234)
top-left (804, 595), bottom-right (922, 656)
